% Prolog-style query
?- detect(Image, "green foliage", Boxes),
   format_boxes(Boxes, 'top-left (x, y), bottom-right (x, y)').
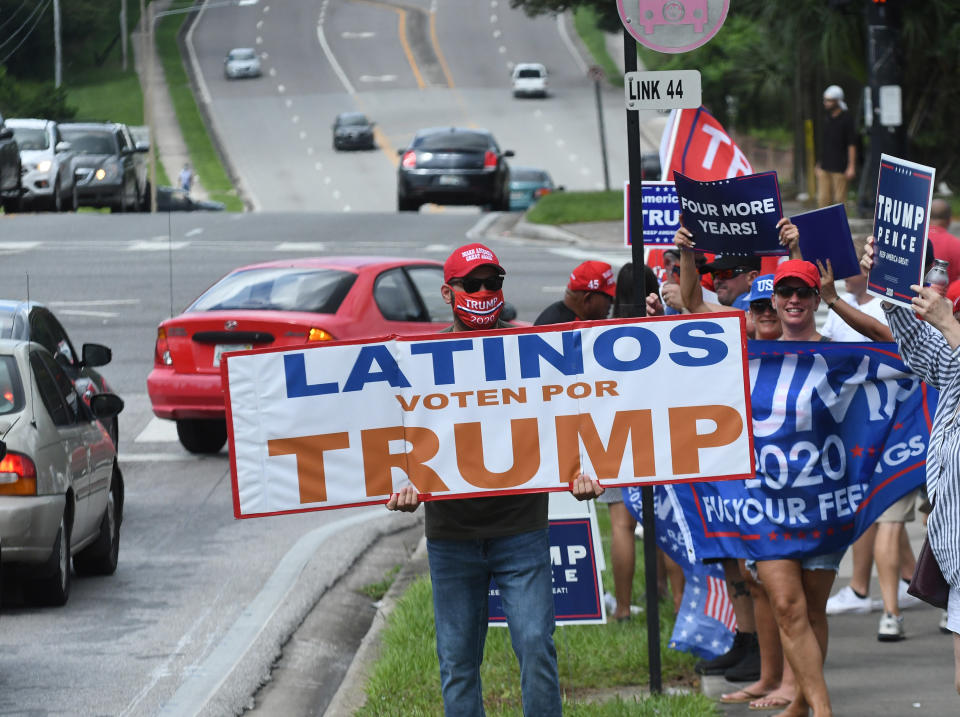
top-left (526, 190), bottom-right (623, 224)
top-left (358, 565), bottom-right (402, 601)
top-left (572, 7), bottom-right (622, 86)
top-left (0, 67), bottom-right (76, 120)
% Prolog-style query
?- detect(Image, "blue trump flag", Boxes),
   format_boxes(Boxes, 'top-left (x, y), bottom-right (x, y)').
top-left (624, 485), bottom-right (735, 659)
top-left (671, 341), bottom-right (935, 561)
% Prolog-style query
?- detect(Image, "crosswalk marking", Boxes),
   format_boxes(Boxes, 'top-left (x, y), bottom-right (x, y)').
top-left (135, 417), bottom-right (179, 443)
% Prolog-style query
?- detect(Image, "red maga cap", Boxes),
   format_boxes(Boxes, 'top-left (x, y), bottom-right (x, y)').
top-left (774, 259), bottom-right (821, 290)
top-left (568, 260), bottom-right (616, 297)
top-left (444, 243), bottom-right (505, 282)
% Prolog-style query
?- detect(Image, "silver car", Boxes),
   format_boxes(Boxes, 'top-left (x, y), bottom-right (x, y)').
top-left (224, 48), bottom-right (261, 79)
top-left (0, 339), bottom-right (124, 606)
top-left (7, 118), bottom-right (76, 212)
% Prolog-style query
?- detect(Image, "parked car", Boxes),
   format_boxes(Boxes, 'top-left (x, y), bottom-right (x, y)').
top-left (59, 122), bottom-right (147, 212)
top-left (0, 113), bottom-right (22, 214)
top-left (157, 186), bottom-right (225, 212)
top-left (6, 118), bottom-right (77, 212)
top-left (511, 63), bottom-right (548, 98)
top-left (224, 48), bottom-right (261, 79)
top-left (396, 127), bottom-right (513, 212)
top-left (0, 339), bottom-right (124, 606)
top-left (147, 257), bottom-right (460, 454)
top-left (0, 300), bottom-right (119, 448)
top-left (508, 167), bottom-right (561, 211)
top-left (332, 112), bottom-right (375, 150)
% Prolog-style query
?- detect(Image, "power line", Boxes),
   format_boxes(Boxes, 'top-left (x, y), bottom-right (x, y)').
top-left (0, 0), bottom-right (47, 52)
top-left (0, 0), bottom-right (51, 65)
top-left (0, 0), bottom-right (33, 35)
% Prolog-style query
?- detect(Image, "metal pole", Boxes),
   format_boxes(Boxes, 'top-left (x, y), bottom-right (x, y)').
top-left (594, 78), bottom-right (610, 192)
top-left (53, 0), bottom-right (62, 88)
top-left (147, 1), bottom-right (157, 213)
top-left (623, 26), bottom-right (661, 695)
top-left (121, 0), bottom-right (129, 71)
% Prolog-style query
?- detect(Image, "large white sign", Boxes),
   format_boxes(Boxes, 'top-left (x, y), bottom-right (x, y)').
top-left (224, 315), bottom-right (754, 518)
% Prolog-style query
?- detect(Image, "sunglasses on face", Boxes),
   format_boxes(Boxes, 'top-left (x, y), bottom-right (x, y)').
top-left (774, 285), bottom-right (818, 299)
top-left (749, 299), bottom-right (775, 314)
top-left (712, 267), bottom-right (750, 281)
top-left (450, 275), bottom-right (504, 293)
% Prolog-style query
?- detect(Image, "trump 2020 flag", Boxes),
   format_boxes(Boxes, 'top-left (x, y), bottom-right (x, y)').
top-left (624, 485), bottom-right (736, 659)
top-left (660, 107), bottom-right (754, 182)
top-left (672, 341), bottom-right (935, 561)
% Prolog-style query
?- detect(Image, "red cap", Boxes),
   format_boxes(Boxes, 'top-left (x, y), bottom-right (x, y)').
top-left (443, 243), bottom-right (504, 282)
top-left (953, 295), bottom-right (960, 316)
top-left (568, 261), bottom-right (616, 297)
top-left (947, 279), bottom-right (960, 304)
top-left (774, 259), bottom-right (821, 291)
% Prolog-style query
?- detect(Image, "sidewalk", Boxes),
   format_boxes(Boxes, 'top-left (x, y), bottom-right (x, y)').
top-left (131, 0), bottom-right (210, 201)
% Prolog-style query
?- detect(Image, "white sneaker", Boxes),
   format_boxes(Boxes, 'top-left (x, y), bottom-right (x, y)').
top-left (878, 612), bottom-right (905, 641)
top-left (603, 591), bottom-right (617, 613)
top-left (826, 585), bottom-right (873, 615)
top-left (898, 580), bottom-right (924, 610)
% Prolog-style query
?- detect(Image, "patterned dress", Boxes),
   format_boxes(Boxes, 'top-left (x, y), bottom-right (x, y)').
top-left (886, 305), bottom-right (960, 588)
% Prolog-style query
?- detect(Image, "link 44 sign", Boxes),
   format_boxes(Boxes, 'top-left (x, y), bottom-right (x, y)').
top-left (625, 70), bottom-right (701, 110)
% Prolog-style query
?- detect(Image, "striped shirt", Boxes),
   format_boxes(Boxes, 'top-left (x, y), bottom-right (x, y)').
top-left (886, 305), bottom-right (960, 588)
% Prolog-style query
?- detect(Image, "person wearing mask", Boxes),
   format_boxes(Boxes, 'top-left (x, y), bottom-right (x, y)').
top-left (388, 242), bottom-right (604, 716)
top-left (534, 260), bottom-right (616, 325)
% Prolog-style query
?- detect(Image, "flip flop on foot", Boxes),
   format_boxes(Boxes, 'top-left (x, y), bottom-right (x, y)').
top-left (748, 694), bottom-right (792, 710)
top-left (720, 687), bottom-right (769, 704)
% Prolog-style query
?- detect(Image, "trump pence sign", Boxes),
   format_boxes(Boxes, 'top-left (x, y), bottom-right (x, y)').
top-left (224, 315), bottom-right (754, 518)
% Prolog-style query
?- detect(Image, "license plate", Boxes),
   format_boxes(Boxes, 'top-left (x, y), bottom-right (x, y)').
top-left (510, 191), bottom-right (526, 200)
top-left (438, 174), bottom-right (466, 186)
top-left (213, 343), bottom-right (252, 367)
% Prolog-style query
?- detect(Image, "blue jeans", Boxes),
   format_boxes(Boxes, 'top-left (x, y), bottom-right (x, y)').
top-left (427, 529), bottom-right (562, 717)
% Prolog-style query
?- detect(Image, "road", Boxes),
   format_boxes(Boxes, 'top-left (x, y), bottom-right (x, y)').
top-left (188, 0), bottom-right (664, 212)
top-left (0, 211), bottom-right (630, 714)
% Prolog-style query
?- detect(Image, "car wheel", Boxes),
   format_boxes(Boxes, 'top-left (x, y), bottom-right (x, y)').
top-left (68, 184), bottom-right (78, 212)
top-left (74, 464), bottom-right (123, 576)
top-left (398, 196), bottom-right (420, 212)
top-left (24, 515), bottom-right (71, 607)
top-left (50, 177), bottom-right (62, 212)
top-left (2, 195), bottom-right (20, 214)
top-left (177, 418), bottom-right (228, 454)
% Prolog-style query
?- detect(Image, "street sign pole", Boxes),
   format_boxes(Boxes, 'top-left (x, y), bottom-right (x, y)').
top-left (622, 27), bottom-right (661, 696)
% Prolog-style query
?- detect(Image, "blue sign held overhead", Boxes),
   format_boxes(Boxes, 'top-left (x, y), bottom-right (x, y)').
top-left (867, 154), bottom-right (936, 307)
top-left (673, 171), bottom-right (786, 257)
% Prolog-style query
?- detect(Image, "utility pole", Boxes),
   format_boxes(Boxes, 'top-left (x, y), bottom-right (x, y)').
top-left (121, 0), bottom-right (129, 70)
top-left (860, 0), bottom-right (904, 215)
top-left (53, 0), bottom-right (62, 87)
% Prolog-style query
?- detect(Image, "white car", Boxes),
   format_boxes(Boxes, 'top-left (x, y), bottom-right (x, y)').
top-left (6, 118), bottom-right (77, 212)
top-left (224, 48), bottom-right (261, 79)
top-left (512, 63), bottom-right (548, 98)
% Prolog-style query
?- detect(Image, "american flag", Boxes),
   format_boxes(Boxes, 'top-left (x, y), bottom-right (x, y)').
top-left (705, 575), bottom-right (738, 632)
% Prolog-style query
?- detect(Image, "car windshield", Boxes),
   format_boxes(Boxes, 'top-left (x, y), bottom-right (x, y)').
top-left (0, 355), bottom-right (24, 415)
top-left (516, 68), bottom-right (544, 79)
top-left (188, 267), bottom-right (358, 313)
top-left (512, 168), bottom-right (549, 183)
top-left (11, 128), bottom-right (49, 151)
top-left (415, 131), bottom-right (492, 152)
top-left (59, 129), bottom-right (116, 155)
top-left (338, 114), bottom-right (368, 126)
top-left (229, 49), bottom-right (256, 61)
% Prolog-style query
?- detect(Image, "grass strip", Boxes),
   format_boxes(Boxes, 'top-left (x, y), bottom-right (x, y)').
top-left (572, 7), bottom-right (623, 87)
top-left (526, 190), bottom-right (624, 225)
top-left (155, 11), bottom-right (243, 211)
top-left (358, 509), bottom-right (712, 716)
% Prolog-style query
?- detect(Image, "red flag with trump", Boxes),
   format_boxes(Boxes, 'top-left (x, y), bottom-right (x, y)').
top-left (659, 107), bottom-right (754, 181)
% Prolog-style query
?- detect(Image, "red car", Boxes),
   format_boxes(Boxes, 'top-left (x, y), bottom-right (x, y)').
top-left (147, 256), bottom-right (456, 454)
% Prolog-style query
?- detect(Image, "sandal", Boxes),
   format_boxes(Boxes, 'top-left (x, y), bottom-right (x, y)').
top-left (748, 695), bottom-right (792, 710)
top-left (719, 688), bottom-right (769, 704)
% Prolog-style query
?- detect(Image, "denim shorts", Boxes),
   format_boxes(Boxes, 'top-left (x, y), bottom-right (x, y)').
top-left (745, 549), bottom-right (845, 579)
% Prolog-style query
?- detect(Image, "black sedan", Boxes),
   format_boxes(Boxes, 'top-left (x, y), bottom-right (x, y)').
top-left (396, 127), bottom-right (514, 212)
top-left (332, 112), bottom-right (375, 150)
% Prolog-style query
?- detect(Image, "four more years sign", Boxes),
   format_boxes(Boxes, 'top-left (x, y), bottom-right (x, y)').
top-left (223, 314), bottom-right (755, 518)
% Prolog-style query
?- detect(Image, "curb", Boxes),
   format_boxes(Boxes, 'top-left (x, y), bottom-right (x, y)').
top-left (324, 535), bottom-right (431, 716)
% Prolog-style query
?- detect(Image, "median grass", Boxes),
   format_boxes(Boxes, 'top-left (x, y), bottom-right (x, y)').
top-left (572, 7), bottom-right (623, 87)
top-left (357, 510), bottom-right (714, 716)
top-left (525, 190), bottom-right (624, 225)
top-left (155, 13), bottom-right (243, 211)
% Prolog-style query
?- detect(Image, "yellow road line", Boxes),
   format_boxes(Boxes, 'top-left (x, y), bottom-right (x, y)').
top-left (429, 10), bottom-right (455, 88)
top-left (374, 126), bottom-right (399, 168)
top-left (352, 0), bottom-right (425, 89)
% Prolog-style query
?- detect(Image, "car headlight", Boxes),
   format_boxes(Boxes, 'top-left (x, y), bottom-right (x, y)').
top-left (36, 160), bottom-right (52, 173)
top-left (96, 160), bottom-right (121, 182)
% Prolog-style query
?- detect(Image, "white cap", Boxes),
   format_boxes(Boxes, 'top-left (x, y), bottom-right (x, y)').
top-left (823, 84), bottom-right (847, 110)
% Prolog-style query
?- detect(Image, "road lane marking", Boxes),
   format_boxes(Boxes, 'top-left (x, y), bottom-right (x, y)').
top-left (316, 1), bottom-right (356, 95)
top-left (119, 453), bottom-right (197, 462)
top-left (359, 74), bottom-right (398, 82)
top-left (0, 241), bottom-right (40, 250)
top-left (429, 7), bottom-right (455, 88)
top-left (557, 12), bottom-right (588, 74)
top-left (50, 298), bottom-right (140, 306)
top-left (275, 242), bottom-right (327, 251)
top-left (128, 240), bottom-right (189, 251)
top-left (57, 309), bottom-right (118, 318)
top-left (134, 417), bottom-right (179, 443)
top-left (342, 31), bottom-right (376, 38)
top-left (185, 228), bottom-right (203, 237)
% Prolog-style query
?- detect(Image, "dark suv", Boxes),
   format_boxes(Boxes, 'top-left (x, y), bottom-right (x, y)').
top-left (0, 113), bottom-right (22, 214)
top-left (59, 122), bottom-right (147, 212)
top-left (397, 127), bottom-right (513, 212)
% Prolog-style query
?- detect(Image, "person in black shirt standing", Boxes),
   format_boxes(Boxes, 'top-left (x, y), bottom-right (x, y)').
top-left (816, 85), bottom-right (857, 208)
top-left (534, 260), bottom-right (616, 325)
